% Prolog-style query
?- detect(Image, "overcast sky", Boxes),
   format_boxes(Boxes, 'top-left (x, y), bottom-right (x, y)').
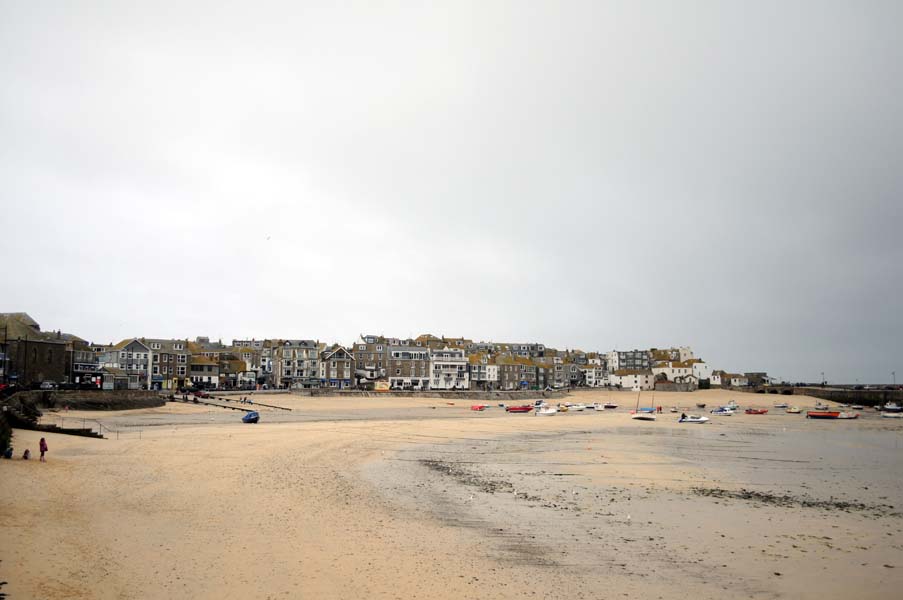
top-left (1, 1), bottom-right (901, 383)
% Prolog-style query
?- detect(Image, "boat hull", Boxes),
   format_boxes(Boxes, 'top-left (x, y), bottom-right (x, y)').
top-left (806, 411), bottom-right (840, 419)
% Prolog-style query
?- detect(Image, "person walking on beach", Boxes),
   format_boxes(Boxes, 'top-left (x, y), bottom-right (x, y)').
top-left (39, 437), bottom-right (48, 462)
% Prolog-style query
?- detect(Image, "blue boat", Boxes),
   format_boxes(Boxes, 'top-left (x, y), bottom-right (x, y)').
top-left (242, 411), bottom-right (260, 424)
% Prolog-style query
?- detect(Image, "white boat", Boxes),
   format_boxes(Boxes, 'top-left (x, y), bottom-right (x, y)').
top-left (571, 403), bottom-right (586, 412)
top-left (837, 412), bottom-right (859, 419)
top-left (786, 406), bottom-right (802, 414)
top-left (631, 390), bottom-right (656, 421)
top-left (851, 404), bottom-right (864, 410)
top-left (669, 407), bottom-right (678, 413)
top-left (592, 403), bottom-right (605, 411)
top-left (882, 402), bottom-right (902, 412)
top-left (678, 415), bottom-right (709, 424)
top-left (710, 407), bottom-right (734, 416)
top-left (537, 407), bottom-right (558, 416)
top-left (881, 412), bottom-right (903, 419)
top-left (726, 400), bottom-right (739, 410)
top-left (773, 402), bottom-right (789, 409)
top-left (631, 412), bottom-right (657, 421)
top-left (815, 402), bottom-right (829, 410)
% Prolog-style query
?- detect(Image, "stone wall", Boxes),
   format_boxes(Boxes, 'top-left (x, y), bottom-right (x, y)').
top-left (9, 390), bottom-right (165, 411)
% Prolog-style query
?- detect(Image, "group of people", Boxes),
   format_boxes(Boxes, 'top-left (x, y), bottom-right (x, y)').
top-left (239, 396), bottom-right (253, 404)
top-left (4, 437), bottom-right (48, 461)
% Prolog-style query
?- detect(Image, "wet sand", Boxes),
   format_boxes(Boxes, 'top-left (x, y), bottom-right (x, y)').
top-left (2, 389), bottom-right (902, 599)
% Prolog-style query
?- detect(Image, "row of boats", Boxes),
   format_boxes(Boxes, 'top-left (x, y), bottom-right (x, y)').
top-left (471, 401), bottom-right (621, 415)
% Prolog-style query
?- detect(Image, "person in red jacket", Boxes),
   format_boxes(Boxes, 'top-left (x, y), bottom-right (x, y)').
top-left (39, 437), bottom-right (48, 462)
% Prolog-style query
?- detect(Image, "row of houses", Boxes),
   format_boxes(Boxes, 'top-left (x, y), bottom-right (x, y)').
top-left (1, 313), bottom-right (768, 392)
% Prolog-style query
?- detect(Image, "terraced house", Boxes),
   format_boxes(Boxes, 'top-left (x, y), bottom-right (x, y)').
top-left (428, 347), bottom-right (469, 390)
top-left (467, 353), bottom-right (499, 390)
top-left (387, 345), bottom-right (430, 390)
top-left (274, 339), bottom-right (321, 388)
top-left (319, 345), bottom-right (355, 389)
top-left (98, 339), bottom-right (152, 389)
top-left (189, 355), bottom-right (219, 387)
top-left (144, 338), bottom-right (190, 390)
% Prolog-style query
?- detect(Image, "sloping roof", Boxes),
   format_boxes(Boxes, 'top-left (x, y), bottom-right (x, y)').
top-left (613, 369), bottom-right (653, 376)
top-left (0, 313), bottom-right (67, 343)
top-left (190, 355), bottom-right (217, 366)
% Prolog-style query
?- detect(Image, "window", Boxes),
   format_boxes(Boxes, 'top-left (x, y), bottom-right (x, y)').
top-left (151, 343), bottom-right (161, 350)
top-left (153, 366), bottom-right (159, 375)
top-left (178, 366), bottom-right (186, 376)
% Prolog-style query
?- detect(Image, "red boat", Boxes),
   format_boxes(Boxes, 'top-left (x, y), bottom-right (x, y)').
top-left (506, 405), bottom-right (534, 413)
top-left (806, 411), bottom-right (840, 419)
top-left (745, 408), bottom-right (768, 415)
top-left (470, 404), bottom-right (487, 411)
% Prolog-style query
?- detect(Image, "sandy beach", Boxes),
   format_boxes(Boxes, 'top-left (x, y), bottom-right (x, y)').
top-left (2, 389), bottom-right (902, 599)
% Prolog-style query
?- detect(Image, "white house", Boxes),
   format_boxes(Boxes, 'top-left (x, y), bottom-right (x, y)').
top-left (711, 371), bottom-right (723, 387)
top-left (729, 374), bottom-right (749, 387)
top-left (429, 347), bottom-right (470, 390)
top-left (610, 369), bottom-right (655, 391)
top-left (580, 365), bottom-right (608, 387)
top-left (652, 360), bottom-right (697, 383)
top-left (691, 360), bottom-right (712, 382)
top-left (468, 353), bottom-right (499, 390)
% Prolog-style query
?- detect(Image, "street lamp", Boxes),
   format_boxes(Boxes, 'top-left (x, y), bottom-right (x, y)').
top-left (893, 371), bottom-right (897, 387)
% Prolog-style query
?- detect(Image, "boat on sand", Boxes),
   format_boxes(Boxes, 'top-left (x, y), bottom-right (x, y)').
top-left (678, 415), bottom-right (709, 424)
top-left (837, 412), bottom-right (859, 419)
top-left (786, 407), bottom-right (801, 414)
top-left (506, 405), bottom-right (533, 414)
top-left (537, 406), bottom-right (558, 416)
top-left (807, 410), bottom-right (840, 419)
top-left (745, 408), bottom-right (768, 415)
top-left (710, 407), bottom-right (734, 416)
top-left (631, 390), bottom-right (656, 421)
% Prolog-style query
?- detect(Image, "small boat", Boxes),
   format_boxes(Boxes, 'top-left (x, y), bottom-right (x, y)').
top-left (506, 405), bottom-right (533, 413)
top-left (882, 402), bottom-right (902, 413)
top-left (571, 404), bottom-right (586, 412)
top-left (242, 411), bottom-right (260, 424)
top-left (710, 407), bottom-right (734, 416)
top-left (726, 400), bottom-right (739, 410)
top-left (773, 402), bottom-right (789, 409)
top-left (786, 407), bottom-right (802, 414)
top-left (678, 415), bottom-right (709, 424)
top-left (806, 410), bottom-right (840, 419)
top-left (881, 412), bottom-right (903, 419)
top-left (837, 412), bottom-right (859, 419)
top-left (631, 390), bottom-right (656, 421)
top-left (851, 404), bottom-right (864, 410)
top-left (695, 403), bottom-right (706, 409)
top-left (814, 402), bottom-right (830, 410)
top-left (745, 408), bottom-right (768, 415)
top-left (557, 404), bottom-right (569, 413)
top-left (470, 404), bottom-right (487, 411)
top-left (537, 407), bottom-right (558, 416)
top-left (669, 407), bottom-right (678, 413)
top-left (631, 412), bottom-right (657, 421)
top-left (603, 403), bottom-right (618, 409)
top-left (592, 403), bottom-right (605, 411)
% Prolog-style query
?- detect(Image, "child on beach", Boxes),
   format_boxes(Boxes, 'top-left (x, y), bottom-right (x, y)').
top-left (39, 437), bottom-right (48, 462)
top-left (23, 448), bottom-right (31, 460)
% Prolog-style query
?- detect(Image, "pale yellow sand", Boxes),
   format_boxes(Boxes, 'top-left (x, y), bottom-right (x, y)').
top-left (2, 389), bottom-right (901, 599)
